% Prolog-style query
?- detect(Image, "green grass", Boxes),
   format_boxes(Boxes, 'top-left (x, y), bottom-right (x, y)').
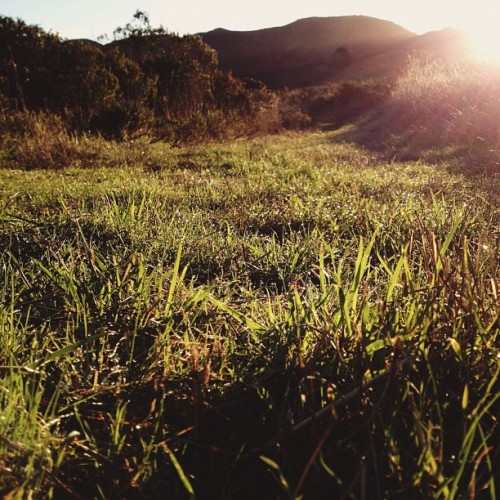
top-left (0, 131), bottom-right (499, 498)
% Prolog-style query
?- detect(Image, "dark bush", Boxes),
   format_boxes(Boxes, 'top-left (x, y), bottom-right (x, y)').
top-left (309, 81), bottom-right (390, 126)
top-left (0, 14), bottom-right (278, 147)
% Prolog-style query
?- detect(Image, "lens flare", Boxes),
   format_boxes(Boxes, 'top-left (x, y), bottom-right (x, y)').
top-left (464, 22), bottom-right (500, 62)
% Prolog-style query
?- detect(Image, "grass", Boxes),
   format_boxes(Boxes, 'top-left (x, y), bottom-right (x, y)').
top-left (0, 131), bottom-right (499, 498)
top-left (351, 57), bottom-right (500, 174)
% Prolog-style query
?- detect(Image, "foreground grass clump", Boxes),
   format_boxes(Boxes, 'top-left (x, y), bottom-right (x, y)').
top-left (0, 132), bottom-right (499, 498)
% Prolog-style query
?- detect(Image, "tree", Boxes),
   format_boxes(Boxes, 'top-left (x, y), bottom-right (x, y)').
top-left (0, 16), bottom-right (61, 111)
top-left (332, 46), bottom-right (351, 69)
top-left (111, 10), bottom-right (166, 40)
top-left (0, 13), bottom-right (275, 142)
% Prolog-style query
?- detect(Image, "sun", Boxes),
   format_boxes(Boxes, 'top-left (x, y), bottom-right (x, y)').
top-left (460, 15), bottom-right (500, 62)
top-left (467, 28), bottom-right (500, 62)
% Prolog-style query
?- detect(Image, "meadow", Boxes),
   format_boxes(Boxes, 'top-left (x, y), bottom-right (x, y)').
top-left (0, 131), bottom-right (498, 498)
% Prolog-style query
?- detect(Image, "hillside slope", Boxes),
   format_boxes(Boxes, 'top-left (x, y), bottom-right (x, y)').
top-left (337, 27), bottom-right (471, 80)
top-left (200, 16), bottom-right (471, 88)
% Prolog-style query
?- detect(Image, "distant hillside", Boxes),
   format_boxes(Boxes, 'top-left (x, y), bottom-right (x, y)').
top-left (336, 27), bottom-right (471, 81)
top-left (200, 16), bottom-right (415, 88)
top-left (200, 16), bottom-right (471, 88)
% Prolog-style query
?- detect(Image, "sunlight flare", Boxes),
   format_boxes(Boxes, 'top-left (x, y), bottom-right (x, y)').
top-left (463, 18), bottom-right (500, 62)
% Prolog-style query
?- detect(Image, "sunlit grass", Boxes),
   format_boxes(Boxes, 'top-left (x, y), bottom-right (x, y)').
top-left (362, 57), bottom-right (500, 173)
top-left (0, 133), bottom-right (498, 497)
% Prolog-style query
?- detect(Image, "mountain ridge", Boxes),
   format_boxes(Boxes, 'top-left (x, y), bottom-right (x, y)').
top-left (199, 16), bottom-right (470, 88)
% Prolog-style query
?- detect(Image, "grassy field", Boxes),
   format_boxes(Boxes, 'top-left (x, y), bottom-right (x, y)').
top-left (0, 131), bottom-right (499, 498)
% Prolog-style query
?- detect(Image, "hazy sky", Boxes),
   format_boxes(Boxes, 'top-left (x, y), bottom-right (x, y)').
top-left (0, 0), bottom-right (498, 41)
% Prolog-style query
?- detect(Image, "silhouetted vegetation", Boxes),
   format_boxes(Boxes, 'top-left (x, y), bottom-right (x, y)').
top-left (0, 14), bottom-right (278, 144)
top-left (308, 81), bottom-right (390, 127)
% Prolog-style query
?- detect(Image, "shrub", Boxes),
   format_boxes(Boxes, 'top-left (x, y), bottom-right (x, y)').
top-left (0, 14), bottom-right (282, 145)
top-left (0, 112), bottom-right (80, 170)
top-left (308, 81), bottom-right (390, 126)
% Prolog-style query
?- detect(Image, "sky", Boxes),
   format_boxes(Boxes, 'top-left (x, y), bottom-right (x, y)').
top-left (0, 0), bottom-right (499, 42)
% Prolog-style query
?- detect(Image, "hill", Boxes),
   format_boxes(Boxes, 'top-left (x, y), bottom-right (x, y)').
top-left (337, 27), bottom-right (471, 81)
top-left (200, 16), bottom-right (471, 88)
